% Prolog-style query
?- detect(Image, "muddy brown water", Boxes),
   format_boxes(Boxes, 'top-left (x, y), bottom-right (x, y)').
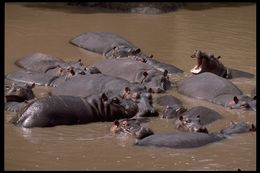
top-left (4, 3), bottom-right (256, 171)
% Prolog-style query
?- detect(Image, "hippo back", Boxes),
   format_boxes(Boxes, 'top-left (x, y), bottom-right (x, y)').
top-left (70, 32), bottom-right (136, 55)
top-left (177, 72), bottom-right (242, 101)
top-left (135, 131), bottom-right (222, 148)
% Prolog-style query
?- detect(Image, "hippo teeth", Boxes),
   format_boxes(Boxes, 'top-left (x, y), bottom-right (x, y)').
top-left (190, 65), bottom-right (202, 74)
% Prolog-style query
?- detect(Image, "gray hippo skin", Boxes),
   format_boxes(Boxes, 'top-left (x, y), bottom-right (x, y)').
top-left (110, 118), bottom-right (154, 139)
top-left (93, 58), bottom-right (171, 93)
top-left (177, 72), bottom-right (255, 111)
top-left (12, 94), bottom-right (138, 128)
top-left (51, 74), bottom-right (158, 117)
top-left (156, 95), bottom-right (186, 119)
top-left (6, 52), bottom-right (100, 87)
top-left (70, 32), bottom-right (183, 74)
top-left (135, 122), bottom-right (256, 148)
top-left (5, 82), bottom-right (35, 112)
top-left (181, 106), bottom-right (222, 126)
top-left (155, 95), bottom-right (221, 124)
top-left (190, 50), bottom-right (254, 79)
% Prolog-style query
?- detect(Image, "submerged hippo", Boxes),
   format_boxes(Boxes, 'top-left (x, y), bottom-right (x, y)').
top-left (110, 118), bottom-right (154, 139)
top-left (5, 82), bottom-right (35, 112)
top-left (6, 52), bottom-right (100, 87)
top-left (11, 94), bottom-right (138, 128)
top-left (93, 58), bottom-right (171, 93)
top-left (177, 72), bottom-right (255, 111)
top-left (156, 95), bottom-right (222, 126)
top-left (190, 50), bottom-right (254, 79)
top-left (156, 95), bottom-right (186, 119)
top-left (135, 121), bottom-right (256, 148)
top-left (70, 32), bottom-right (183, 74)
top-left (51, 74), bottom-right (158, 117)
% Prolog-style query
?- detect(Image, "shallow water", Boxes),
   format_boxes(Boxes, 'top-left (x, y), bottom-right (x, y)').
top-left (5, 3), bottom-right (256, 171)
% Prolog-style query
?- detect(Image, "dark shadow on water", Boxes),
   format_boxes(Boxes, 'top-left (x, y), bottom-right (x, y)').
top-left (14, 2), bottom-right (256, 14)
top-left (183, 2), bottom-right (255, 11)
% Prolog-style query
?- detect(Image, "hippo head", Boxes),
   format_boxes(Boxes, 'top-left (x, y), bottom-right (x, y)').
top-left (220, 121), bottom-right (256, 135)
top-left (162, 105), bottom-right (187, 119)
top-left (121, 87), bottom-right (158, 117)
top-left (105, 44), bottom-right (141, 58)
top-left (225, 96), bottom-right (255, 111)
top-left (110, 119), bottom-right (154, 139)
top-left (105, 94), bottom-right (139, 118)
top-left (190, 50), bottom-right (228, 78)
top-left (5, 83), bottom-right (35, 102)
top-left (141, 70), bottom-right (171, 93)
top-left (174, 115), bottom-right (208, 134)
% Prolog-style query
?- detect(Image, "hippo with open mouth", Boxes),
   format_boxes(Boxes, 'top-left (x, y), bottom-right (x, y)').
top-left (190, 50), bottom-right (254, 79)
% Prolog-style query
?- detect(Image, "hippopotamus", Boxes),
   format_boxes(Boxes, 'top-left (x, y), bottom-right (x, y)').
top-left (155, 95), bottom-right (186, 119)
top-left (70, 32), bottom-right (183, 74)
top-left (6, 52), bottom-right (101, 87)
top-left (177, 72), bottom-right (255, 111)
top-left (93, 57), bottom-right (172, 93)
top-left (190, 50), bottom-right (255, 79)
top-left (11, 94), bottom-right (139, 128)
top-left (110, 118), bottom-right (154, 139)
top-left (156, 95), bottom-right (222, 124)
top-left (134, 121), bottom-right (256, 148)
top-left (5, 82), bottom-right (36, 112)
top-left (51, 74), bottom-right (158, 117)
top-left (173, 114), bottom-right (209, 133)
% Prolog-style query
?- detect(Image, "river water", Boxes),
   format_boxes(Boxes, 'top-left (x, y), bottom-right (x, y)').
top-left (4, 3), bottom-right (256, 171)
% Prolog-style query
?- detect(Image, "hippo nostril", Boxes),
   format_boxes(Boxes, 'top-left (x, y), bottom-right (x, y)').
top-left (148, 88), bottom-right (153, 93)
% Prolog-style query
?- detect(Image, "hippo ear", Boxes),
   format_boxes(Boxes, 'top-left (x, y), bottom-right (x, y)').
top-left (30, 83), bottom-right (36, 89)
top-left (113, 120), bottom-right (120, 126)
top-left (217, 56), bottom-right (221, 59)
top-left (233, 96), bottom-right (239, 104)
top-left (101, 93), bottom-right (108, 102)
top-left (163, 70), bottom-right (168, 77)
top-left (124, 87), bottom-right (131, 92)
top-left (149, 54), bottom-right (154, 58)
top-left (132, 48), bottom-right (141, 55)
top-left (143, 71), bottom-right (148, 77)
top-left (250, 124), bottom-right (256, 131)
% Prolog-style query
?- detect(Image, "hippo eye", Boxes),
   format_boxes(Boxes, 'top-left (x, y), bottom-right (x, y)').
top-left (112, 97), bottom-right (120, 104)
